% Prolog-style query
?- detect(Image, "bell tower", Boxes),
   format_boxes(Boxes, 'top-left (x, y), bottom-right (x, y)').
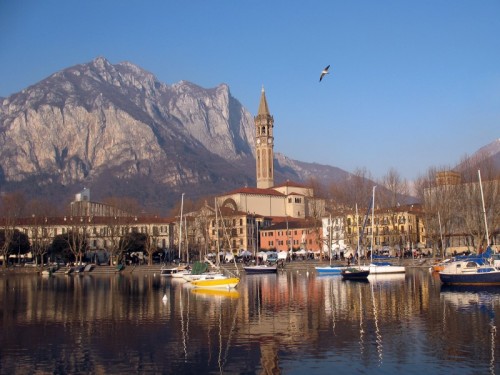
top-left (255, 87), bottom-right (274, 189)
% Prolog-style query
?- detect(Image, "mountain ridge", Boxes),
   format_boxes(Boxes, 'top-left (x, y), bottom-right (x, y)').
top-left (0, 57), bottom-right (497, 213)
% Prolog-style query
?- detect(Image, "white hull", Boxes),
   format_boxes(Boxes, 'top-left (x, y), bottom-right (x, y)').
top-left (360, 264), bottom-right (406, 274)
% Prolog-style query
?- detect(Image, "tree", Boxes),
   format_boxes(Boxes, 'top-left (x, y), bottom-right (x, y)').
top-left (378, 167), bottom-right (409, 208)
top-left (0, 192), bottom-right (25, 267)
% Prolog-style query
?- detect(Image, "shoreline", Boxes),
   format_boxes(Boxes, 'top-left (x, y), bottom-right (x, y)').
top-left (0, 257), bottom-right (431, 276)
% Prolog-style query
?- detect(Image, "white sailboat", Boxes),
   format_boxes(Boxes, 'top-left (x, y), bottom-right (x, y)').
top-left (361, 186), bottom-right (406, 275)
top-left (315, 214), bottom-right (346, 275)
top-left (243, 216), bottom-right (277, 274)
top-left (191, 199), bottom-right (240, 289)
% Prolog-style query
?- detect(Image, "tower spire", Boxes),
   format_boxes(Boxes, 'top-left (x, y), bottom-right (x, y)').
top-left (257, 86), bottom-right (271, 116)
top-left (255, 87), bottom-right (274, 189)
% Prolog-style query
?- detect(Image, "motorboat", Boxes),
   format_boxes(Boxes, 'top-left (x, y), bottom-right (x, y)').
top-left (439, 260), bottom-right (500, 286)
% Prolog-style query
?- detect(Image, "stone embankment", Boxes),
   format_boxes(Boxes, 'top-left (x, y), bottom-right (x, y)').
top-left (0, 257), bottom-right (431, 276)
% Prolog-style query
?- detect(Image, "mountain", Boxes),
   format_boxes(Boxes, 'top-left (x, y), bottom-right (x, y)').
top-left (0, 57), bottom-right (351, 213)
top-left (455, 138), bottom-right (500, 178)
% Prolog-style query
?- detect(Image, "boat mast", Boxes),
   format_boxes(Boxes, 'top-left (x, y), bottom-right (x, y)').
top-left (179, 193), bottom-right (184, 261)
top-left (355, 204), bottom-right (360, 258)
top-left (438, 211), bottom-right (445, 259)
top-left (478, 170), bottom-right (490, 250)
top-left (371, 186), bottom-right (376, 262)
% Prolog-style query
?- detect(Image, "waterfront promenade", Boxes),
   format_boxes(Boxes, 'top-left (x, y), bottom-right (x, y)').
top-left (0, 257), bottom-right (430, 276)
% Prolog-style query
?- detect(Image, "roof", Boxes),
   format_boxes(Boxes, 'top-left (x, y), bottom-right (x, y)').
top-left (262, 219), bottom-right (319, 231)
top-left (273, 180), bottom-right (309, 189)
top-left (257, 87), bottom-right (270, 116)
top-left (222, 186), bottom-right (285, 197)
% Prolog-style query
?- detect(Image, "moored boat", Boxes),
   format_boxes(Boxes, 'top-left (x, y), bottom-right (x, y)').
top-left (315, 265), bottom-right (346, 275)
top-left (190, 275), bottom-right (240, 289)
top-left (341, 267), bottom-right (370, 281)
top-left (360, 262), bottom-right (406, 274)
top-left (243, 264), bottom-right (277, 274)
top-left (439, 260), bottom-right (500, 286)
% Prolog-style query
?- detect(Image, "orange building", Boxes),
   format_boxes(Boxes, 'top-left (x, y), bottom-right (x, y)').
top-left (259, 218), bottom-right (323, 252)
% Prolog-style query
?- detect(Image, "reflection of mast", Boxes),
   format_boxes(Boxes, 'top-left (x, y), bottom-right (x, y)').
top-left (371, 282), bottom-right (383, 365)
top-left (180, 288), bottom-right (189, 361)
top-left (358, 283), bottom-right (365, 356)
top-left (489, 318), bottom-right (496, 374)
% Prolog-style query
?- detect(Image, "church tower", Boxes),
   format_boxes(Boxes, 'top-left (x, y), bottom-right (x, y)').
top-left (255, 87), bottom-right (274, 189)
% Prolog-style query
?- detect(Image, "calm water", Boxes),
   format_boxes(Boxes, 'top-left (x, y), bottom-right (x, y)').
top-left (1, 268), bottom-right (499, 375)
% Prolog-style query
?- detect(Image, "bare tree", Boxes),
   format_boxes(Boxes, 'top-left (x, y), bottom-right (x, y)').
top-left (378, 167), bottom-right (409, 208)
top-left (329, 167), bottom-right (375, 210)
top-left (0, 192), bottom-right (25, 267)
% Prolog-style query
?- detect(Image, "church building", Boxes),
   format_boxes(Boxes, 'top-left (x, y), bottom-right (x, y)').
top-left (216, 88), bottom-right (319, 219)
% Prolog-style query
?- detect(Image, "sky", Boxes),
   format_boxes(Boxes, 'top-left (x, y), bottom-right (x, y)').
top-left (1, 1), bottom-right (499, 182)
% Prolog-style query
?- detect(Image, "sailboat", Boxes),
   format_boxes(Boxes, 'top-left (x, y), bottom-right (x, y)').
top-left (341, 205), bottom-right (371, 280)
top-left (360, 186), bottom-right (406, 275)
top-left (243, 216), bottom-right (277, 274)
top-left (315, 214), bottom-right (347, 275)
top-left (161, 193), bottom-right (186, 277)
top-left (439, 170), bottom-right (500, 286)
top-left (191, 199), bottom-right (240, 289)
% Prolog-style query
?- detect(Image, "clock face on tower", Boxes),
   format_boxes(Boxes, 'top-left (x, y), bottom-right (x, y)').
top-left (256, 139), bottom-right (261, 144)
top-left (268, 138), bottom-right (273, 144)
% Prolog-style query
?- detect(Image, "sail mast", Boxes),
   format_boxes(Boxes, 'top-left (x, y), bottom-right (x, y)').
top-left (371, 186), bottom-right (376, 262)
top-left (478, 170), bottom-right (490, 250)
top-left (179, 193), bottom-right (184, 260)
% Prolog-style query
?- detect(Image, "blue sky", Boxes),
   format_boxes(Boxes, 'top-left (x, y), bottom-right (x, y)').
top-left (1, 1), bottom-right (499, 181)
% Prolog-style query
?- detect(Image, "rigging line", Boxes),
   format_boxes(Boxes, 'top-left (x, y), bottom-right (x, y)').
top-left (216, 202), bottom-right (239, 277)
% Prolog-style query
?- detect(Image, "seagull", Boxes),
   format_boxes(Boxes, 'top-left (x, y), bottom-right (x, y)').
top-left (319, 65), bottom-right (330, 82)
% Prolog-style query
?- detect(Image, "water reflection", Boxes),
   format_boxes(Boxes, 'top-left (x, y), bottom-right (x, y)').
top-left (0, 269), bottom-right (499, 374)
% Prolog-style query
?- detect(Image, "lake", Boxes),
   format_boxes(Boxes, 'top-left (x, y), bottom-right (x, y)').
top-left (1, 267), bottom-right (499, 374)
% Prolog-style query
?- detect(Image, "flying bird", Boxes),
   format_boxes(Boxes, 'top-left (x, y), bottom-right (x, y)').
top-left (319, 65), bottom-right (330, 82)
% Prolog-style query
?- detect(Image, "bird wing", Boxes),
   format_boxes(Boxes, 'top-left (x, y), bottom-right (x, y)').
top-left (319, 65), bottom-right (330, 82)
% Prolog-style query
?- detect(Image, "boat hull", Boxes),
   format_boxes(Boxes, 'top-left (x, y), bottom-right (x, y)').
top-left (243, 265), bottom-right (277, 274)
top-left (191, 277), bottom-right (240, 289)
top-left (315, 266), bottom-right (345, 275)
top-left (440, 270), bottom-right (500, 286)
top-left (360, 263), bottom-right (406, 274)
top-left (341, 268), bottom-right (370, 280)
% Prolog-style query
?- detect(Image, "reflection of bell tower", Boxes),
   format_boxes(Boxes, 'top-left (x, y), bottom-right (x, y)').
top-left (255, 87), bottom-right (274, 189)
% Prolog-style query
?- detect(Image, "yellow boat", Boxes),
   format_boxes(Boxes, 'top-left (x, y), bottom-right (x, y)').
top-left (190, 276), bottom-right (240, 289)
top-left (191, 288), bottom-right (240, 299)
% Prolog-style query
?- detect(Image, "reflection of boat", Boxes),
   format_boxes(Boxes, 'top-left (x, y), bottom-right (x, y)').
top-left (243, 264), bottom-right (277, 274)
top-left (341, 268), bottom-right (370, 281)
top-left (191, 288), bottom-right (240, 299)
top-left (368, 273), bottom-right (405, 283)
